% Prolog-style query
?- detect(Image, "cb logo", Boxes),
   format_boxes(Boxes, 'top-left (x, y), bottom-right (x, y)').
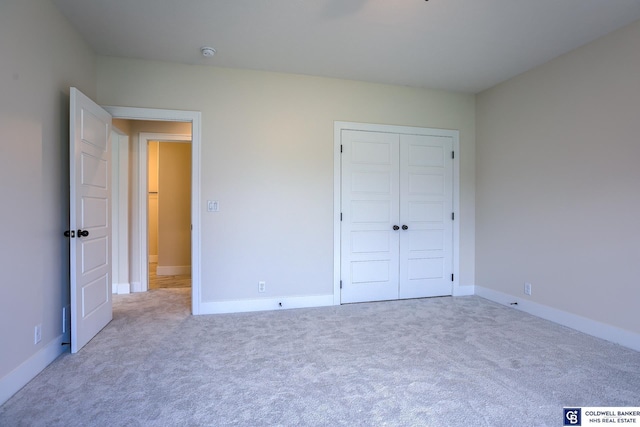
top-left (564, 408), bottom-right (581, 426)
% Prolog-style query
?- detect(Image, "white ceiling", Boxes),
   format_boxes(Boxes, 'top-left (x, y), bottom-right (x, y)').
top-left (51, 0), bottom-right (640, 93)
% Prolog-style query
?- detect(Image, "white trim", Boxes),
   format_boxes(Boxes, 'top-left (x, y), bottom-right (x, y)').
top-left (137, 132), bottom-right (191, 294)
top-left (111, 127), bottom-right (129, 295)
top-left (333, 124), bottom-right (342, 306)
top-left (130, 281), bottom-right (142, 293)
top-left (199, 295), bottom-right (334, 315)
top-left (103, 106), bottom-right (202, 315)
top-left (0, 335), bottom-right (65, 406)
top-left (475, 286), bottom-right (640, 352)
top-left (156, 265), bottom-right (191, 276)
top-left (114, 282), bottom-right (131, 294)
top-left (453, 285), bottom-right (475, 296)
top-left (333, 121), bottom-right (460, 304)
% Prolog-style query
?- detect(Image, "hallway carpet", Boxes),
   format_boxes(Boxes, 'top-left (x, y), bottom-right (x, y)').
top-left (1, 289), bottom-right (638, 426)
top-left (148, 263), bottom-right (191, 289)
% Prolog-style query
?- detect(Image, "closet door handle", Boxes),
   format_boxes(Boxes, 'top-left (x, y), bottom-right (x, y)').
top-left (393, 225), bottom-right (400, 231)
top-left (402, 225), bottom-right (408, 230)
top-left (77, 229), bottom-right (89, 237)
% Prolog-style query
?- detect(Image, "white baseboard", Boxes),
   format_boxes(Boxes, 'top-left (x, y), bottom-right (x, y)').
top-left (199, 294), bottom-right (335, 315)
top-left (475, 286), bottom-right (640, 352)
top-left (131, 281), bottom-right (142, 293)
top-left (149, 255), bottom-right (158, 263)
top-left (453, 284), bottom-right (474, 296)
top-left (0, 335), bottom-right (66, 406)
top-left (156, 265), bottom-right (190, 276)
top-left (115, 282), bottom-right (131, 294)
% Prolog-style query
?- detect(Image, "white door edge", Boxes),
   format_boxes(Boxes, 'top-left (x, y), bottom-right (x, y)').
top-left (103, 106), bottom-right (202, 315)
top-left (333, 121), bottom-right (460, 305)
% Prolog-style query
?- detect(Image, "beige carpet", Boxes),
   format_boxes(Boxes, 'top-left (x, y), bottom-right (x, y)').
top-left (1, 290), bottom-right (638, 426)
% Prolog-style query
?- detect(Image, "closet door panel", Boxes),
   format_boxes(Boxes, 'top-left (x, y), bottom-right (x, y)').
top-left (341, 130), bottom-right (400, 303)
top-left (399, 134), bottom-right (453, 299)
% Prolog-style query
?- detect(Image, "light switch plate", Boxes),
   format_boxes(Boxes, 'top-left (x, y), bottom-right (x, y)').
top-left (207, 200), bottom-right (219, 212)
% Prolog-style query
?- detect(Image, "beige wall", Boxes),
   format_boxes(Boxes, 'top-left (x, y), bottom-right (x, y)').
top-left (476, 19), bottom-right (640, 334)
top-left (157, 142), bottom-right (192, 269)
top-left (148, 141), bottom-right (159, 259)
top-left (0, 0), bottom-right (96, 390)
top-left (97, 57), bottom-right (476, 302)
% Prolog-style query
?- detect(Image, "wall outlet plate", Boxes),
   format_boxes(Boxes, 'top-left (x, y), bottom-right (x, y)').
top-left (524, 282), bottom-right (532, 296)
top-left (34, 324), bottom-right (42, 344)
top-left (258, 281), bottom-right (266, 293)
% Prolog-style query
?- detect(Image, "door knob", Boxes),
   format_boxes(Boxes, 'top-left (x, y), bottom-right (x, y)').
top-left (64, 230), bottom-right (75, 238)
top-left (77, 229), bottom-right (89, 237)
top-left (393, 225), bottom-right (400, 230)
top-left (402, 225), bottom-right (408, 230)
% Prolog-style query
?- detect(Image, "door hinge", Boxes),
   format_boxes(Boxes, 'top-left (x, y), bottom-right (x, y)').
top-left (340, 144), bottom-right (343, 153)
top-left (451, 274), bottom-right (454, 282)
top-left (452, 151), bottom-right (455, 159)
top-left (451, 212), bottom-right (455, 220)
top-left (340, 280), bottom-right (343, 289)
top-left (340, 212), bottom-right (343, 221)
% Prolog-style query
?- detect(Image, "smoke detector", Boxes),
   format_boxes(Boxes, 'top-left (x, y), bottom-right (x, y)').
top-left (200, 47), bottom-right (216, 58)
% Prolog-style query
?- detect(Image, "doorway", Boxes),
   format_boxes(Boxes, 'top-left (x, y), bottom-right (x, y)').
top-left (105, 106), bottom-right (202, 315)
top-left (146, 138), bottom-right (192, 291)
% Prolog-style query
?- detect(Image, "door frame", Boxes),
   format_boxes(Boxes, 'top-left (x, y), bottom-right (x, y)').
top-left (103, 106), bottom-right (202, 315)
top-left (111, 126), bottom-right (130, 294)
top-left (333, 121), bottom-right (461, 305)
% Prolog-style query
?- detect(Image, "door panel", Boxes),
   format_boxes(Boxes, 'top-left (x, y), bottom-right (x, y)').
top-left (399, 134), bottom-right (453, 299)
top-left (81, 197), bottom-right (108, 227)
top-left (82, 275), bottom-right (110, 317)
top-left (70, 87), bottom-right (113, 353)
top-left (81, 237), bottom-right (108, 273)
top-left (350, 231), bottom-right (390, 253)
top-left (341, 130), bottom-right (399, 303)
top-left (351, 200), bottom-right (392, 223)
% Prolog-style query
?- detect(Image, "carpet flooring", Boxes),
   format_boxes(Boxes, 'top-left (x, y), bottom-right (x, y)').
top-left (1, 290), bottom-right (638, 426)
top-left (148, 263), bottom-right (191, 290)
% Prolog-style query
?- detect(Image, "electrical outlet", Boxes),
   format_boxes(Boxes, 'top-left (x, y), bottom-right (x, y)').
top-left (524, 282), bottom-right (532, 296)
top-left (258, 281), bottom-right (266, 293)
top-left (34, 324), bottom-right (42, 344)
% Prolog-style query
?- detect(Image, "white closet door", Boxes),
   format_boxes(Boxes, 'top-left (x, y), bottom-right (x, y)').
top-left (340, 130), bottom-right (400, 303)
top-left (398, 134), bottom-right (453, 299)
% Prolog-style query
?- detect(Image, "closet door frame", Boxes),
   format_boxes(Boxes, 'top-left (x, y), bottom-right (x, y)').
top-left (333, 121), bottom-right (461, 305)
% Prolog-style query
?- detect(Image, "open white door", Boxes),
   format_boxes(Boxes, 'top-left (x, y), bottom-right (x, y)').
top-left (69, 87), bottom-right (113, 353)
